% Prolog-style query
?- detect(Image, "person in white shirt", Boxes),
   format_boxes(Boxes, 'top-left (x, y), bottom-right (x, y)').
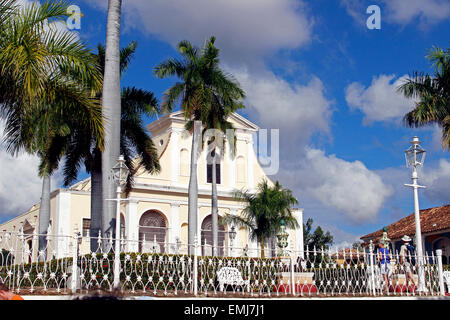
top-left (399, 235), bottom-right (416, 287)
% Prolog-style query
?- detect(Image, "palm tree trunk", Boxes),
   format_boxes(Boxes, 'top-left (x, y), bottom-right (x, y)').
top-left (260, 237), bottom-right (265, 259)
top-left (188, 120), bottom-right (201, 255)
top-left (38, 174), bottom-right (51, 259)
top-left (101, 0), bottom-right (122, 251)
top-left (90, 148), bottom-right (103, 252)
top-left (211, 150), bottom-right (218, 256)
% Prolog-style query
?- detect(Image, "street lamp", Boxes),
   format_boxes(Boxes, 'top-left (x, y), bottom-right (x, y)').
top-left (228, 226), bottom-right (236, 256)
top-left (111, 155), bottom-right (129, 288)
top-left (404, 136), bottom-right (426, 292)
top-left (276, 219), bottom-right (289, 257)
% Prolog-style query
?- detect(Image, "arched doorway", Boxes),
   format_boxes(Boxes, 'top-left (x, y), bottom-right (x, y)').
top-left (139, 210), bottom-right (167, 253)
top-left (433, 237), bottom-right (450, 264)
top-left (201, 215), bottom-right (226, 256)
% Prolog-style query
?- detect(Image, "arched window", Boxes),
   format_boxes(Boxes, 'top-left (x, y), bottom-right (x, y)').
top-left (180, 148), bottom-right (189, 176)
top-left (207, 149), bottom-right (221, 184)
top-left (139, 210), bottom-right (167, 253)
top-left (201, 215), bottom-right (225, 256)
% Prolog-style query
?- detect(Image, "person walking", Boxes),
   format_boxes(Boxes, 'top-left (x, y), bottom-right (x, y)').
top-left (399, 235), bottom-right (417, 289)
top-left (377, 241), bottom-right (391, 294)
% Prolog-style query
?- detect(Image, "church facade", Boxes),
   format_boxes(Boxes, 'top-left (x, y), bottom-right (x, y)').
top-left (0, 111), bottom-right (304, 259)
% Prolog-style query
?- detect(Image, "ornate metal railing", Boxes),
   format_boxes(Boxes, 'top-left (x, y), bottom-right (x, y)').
top-left (0, 230), bottom-right (448, 297)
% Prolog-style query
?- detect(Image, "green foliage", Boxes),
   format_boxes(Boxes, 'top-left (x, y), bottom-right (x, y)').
top-left (0, 249), bottom-right (14, 265)
top-left (303, 218), bottom-right (334, 250)
top-left (398, 46), bottom-right (450, 149)
top-left (0, 0), bottom-right (104, 178)
top-left (153, 36), bottom-right (245, 128)
top-left (61, 41), bottom-right (161, 195)
top-left (222, 180), bottom-right (299, 258)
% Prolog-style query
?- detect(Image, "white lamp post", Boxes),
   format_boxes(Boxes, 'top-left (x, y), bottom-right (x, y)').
top-left (111, 155), bottom-right (129, 288)
top-left (404, 136), bottom-right (426, 292)
top-left (228, 226), bottom-right (236, 257)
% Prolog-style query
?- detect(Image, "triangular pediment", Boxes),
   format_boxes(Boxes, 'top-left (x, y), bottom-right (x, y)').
top-left (147, 110), bottom-right (259, 137)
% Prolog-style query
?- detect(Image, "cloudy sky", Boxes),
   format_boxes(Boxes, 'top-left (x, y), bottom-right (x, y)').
top-left (1, 0), bottom-right (449, 248)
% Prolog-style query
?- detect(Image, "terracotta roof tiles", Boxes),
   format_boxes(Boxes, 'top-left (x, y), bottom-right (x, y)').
top-left (361, 204), bottom-right (450, 242)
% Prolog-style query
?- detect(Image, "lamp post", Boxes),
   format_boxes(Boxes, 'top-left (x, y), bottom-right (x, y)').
top-left (404, 136), bottom-right (426, 292)
top-left (276, 219), bottom-right (289, 257)
top-left (228, 226), bottom-right (236, 257)
top-left (379, 227), bottom-right (391, 248)
top-left (111, 155), bottom-right (129, 289)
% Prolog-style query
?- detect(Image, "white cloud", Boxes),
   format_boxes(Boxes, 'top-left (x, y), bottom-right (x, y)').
top-left (87, 0), bottom-right (312, 68)
top-left (381, 0), bottom-right (450, 27)
top-left (376, 158), bottom-right (450, 214)
top-left (422, 159), bottom-right (450, 203)
top-left (340, 0), bottom-right (367, 26)
top-left (233, 68), bottom-right (333, 152)
top-left (302, 149), bottom-right (393, 224)
top-left (0, 123), bottom-right (63, 218)
top-left (0, 147), bottom-right (42, 216)
top-left (342, 0), bottom-right (450, 28)
top-left (345, 74), bottom-right (414, 124)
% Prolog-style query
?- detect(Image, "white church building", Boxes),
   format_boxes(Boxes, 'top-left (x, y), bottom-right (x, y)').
top-left (0, 111), bottom-right (304, 259)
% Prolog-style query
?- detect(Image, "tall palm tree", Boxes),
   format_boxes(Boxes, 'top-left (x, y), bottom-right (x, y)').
top-left (222, 180), bottom-right (299, 259)
top-left (198, 104), bottom-right (242, 256)
top-left (101, 0), bottom-right (123, 241)
top-left (154, 36), bottom-right (245, 254)
top-left (0, 0), bottom-right (103, 253)
top-left (61, 42), bottom-right (161, 252)
top-left (398, 47), bottom-right (450, 149)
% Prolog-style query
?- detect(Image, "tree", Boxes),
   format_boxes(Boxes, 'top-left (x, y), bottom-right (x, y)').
top-left (61, 42), bottom-right (161, 251)
top-left (154, 37), bottom-right (245, 254)
top-left (0, 0), bottom-right (103, 253)
top-left (101, 0), bottom-right (123, 242)
top-left (398, 47), bottom-right (450, 149)
top-left (303, 218), bottom-right (334, 251)
top-left (222, 180), bottom-right (299, 258)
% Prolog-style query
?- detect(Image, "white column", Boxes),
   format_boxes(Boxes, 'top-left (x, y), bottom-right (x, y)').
top-left (247, 138), bottom-right (254, 191)
top-left (197, 205), bottom-right (202, 244)
top-left (293, 209), bottom-right (304, 259)
top-left (170, 203), bottom-right (180, 252)
top-left (125, 199), bottom-right (139, 252)
top-left (170, 129), bottom-right (180, 185)
top-left (54, 191), bottom-right (71, 259)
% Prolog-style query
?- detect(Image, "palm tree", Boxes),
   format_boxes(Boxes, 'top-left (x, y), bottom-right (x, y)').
top-left (0, 0), bottom-right (103, 253)
top-left (61, 42), bottom-right (161, 252)
top-left (222, 180), bottom-right (299, 258)
top-left (198, 104), bottom-right (242, 256)
top-left (154, 36), bottom-right (245, 254)
top-left (101, 0), bottom-right (123, 242)
top-left (398, 47), bottom-right (450, 149)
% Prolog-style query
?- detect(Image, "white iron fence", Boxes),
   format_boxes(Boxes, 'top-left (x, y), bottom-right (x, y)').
top-left (0, 230), bottom-right (448, 297)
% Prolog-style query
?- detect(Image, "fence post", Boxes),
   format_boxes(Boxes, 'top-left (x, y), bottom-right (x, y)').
top-left (193, 235), bottom-right (198, 296)
top-left (436, 249), bottom-right (445, 296)
top-left (290, 241), bottom-right (296, 296)
top-left (369, 240), bottom-right (376, 296)
top-left (71, 226), bottom-right (79, 294)
top-left (247, 255), bottom-right (251, 293)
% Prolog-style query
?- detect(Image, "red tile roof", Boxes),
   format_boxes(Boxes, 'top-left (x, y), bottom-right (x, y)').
top-left (361, 204), bottom-right (450, 242)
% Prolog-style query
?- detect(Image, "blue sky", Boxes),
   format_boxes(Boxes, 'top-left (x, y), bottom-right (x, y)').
top-left (1, 0), bottom-right (449, 247)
